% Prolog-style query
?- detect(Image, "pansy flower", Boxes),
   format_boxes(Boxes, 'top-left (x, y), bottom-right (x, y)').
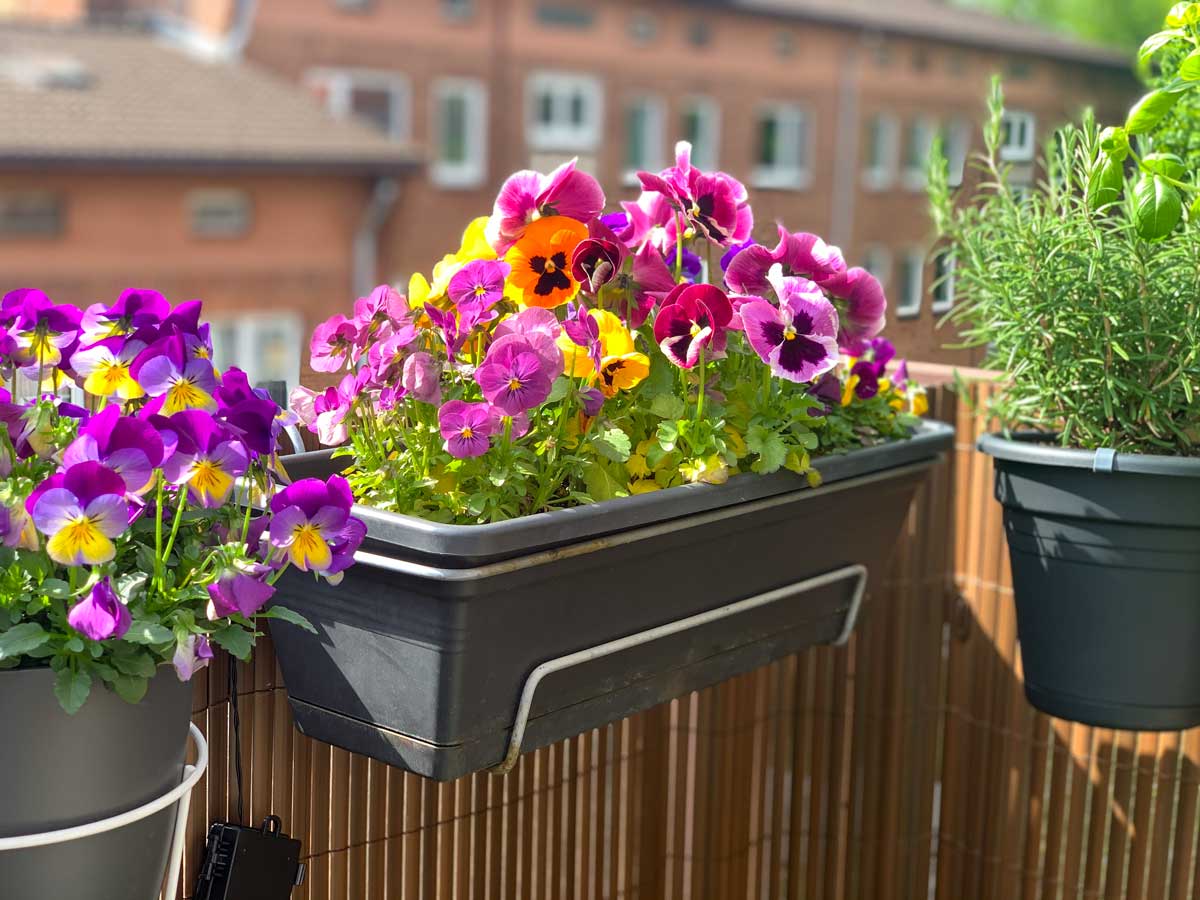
top-left (63, 404), bottom-right (166, 495)
top-left (162, 410), bottom-right (249, 508)
top-left (571, 219), bottom-right (627, 294)
top-left (352, 284), bottom-right (410, 343)
top-left (724, 226), bottom-right (847, 297)
top-left (206, 562), bottom-right (276, 620)
top-left (132, 334), bottom-right (219, 415)
top-left (492, 307), bottom-right (564, 378)
top-left (448, 259), bottom-right (510, 312)
top-left (309, 314), bottom-right (360, 373)
top-left (3, 288), bottom-right (82, 384)
top-left (821, 267), bottom-right (888, 352)
top-left (67, 577), bottom-right (131, 642)
top-left (173, 634), bottom-right (214, 681)
top-left (438, 400), bottom-right (494, 458)
top-left (637, 141), bottom-right (753, 247)
top-left (559, 309), bottom-right (650, 397)
top-left (475, 338), bottom-right (553, 415)
top-left (71, 336), bottom-right (147, 400)
top-left (563, 301), bottom-right (602, 373)
top-left (367, 325), bottom-right (419, 384)
top-left (215, 368), bottom-right (285, 457)
top-left (79, 289), bottom-right (169, 344)
top-left (486, 158), bottom-right (606, 254)
top-left (268, 475), bottom-right (363, 576)
top-left (504, 216), bottom-right (589, 309)
top-left (28, 461), bottom-right (129, 566)
top-left (653, 284), bottom-right (734, 370)
top-left (740, 268), bottom-right (840, 383)
top-left (401, 351), bottom-right (442, 405)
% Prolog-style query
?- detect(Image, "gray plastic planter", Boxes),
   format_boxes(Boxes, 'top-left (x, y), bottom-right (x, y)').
top-left (0, 667), bottom-right (193, 900)
top-left (270, 421), bottom-right (952, 781)
top-left (980, 433), bottom-right (1200, 731)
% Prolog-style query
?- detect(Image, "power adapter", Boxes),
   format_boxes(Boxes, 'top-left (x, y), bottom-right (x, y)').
top-left (193, 815), bottom-right (306, 900)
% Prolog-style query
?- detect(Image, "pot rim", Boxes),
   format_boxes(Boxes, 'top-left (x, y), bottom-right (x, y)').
top-left (978, 431), bottom-right (1200, 477)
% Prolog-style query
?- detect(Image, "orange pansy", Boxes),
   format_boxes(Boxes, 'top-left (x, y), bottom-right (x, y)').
top-left (503, 216), bottom-right (588, 309)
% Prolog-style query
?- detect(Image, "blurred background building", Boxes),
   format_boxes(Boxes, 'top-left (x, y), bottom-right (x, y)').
top-left (0, 0), bottom-right (1136, 385)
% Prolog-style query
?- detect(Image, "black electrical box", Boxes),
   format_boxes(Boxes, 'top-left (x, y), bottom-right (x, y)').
top-left (194, 816), bottom-right (306, 900)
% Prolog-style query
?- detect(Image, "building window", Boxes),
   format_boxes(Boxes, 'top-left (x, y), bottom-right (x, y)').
top-left (535, 3), bottom-right (594, 28)
top-left (861, 244), bottom-right (892, 291)
top-left (210, 313), bottom-right (304, 393)
top-left (187, 189), bottom-right (252, 239)
top-left (1000, 110), bottom-right (1036, 162)
top-left (623, 95), bottom-right (665, 184)
top-left (441, 0), bottom-right (473, 20)
top-left (943, 117), bottom-right (970, 187)
top-left (526, 71), bottom-right (602, 151)
top-left (333, 0), bottom-right (372, 11)
top-left (862, 113), bottom-right (898, 190)
top-left (628, 9), bottom-right (656, 42)
top-left (431, 78), bottom-right (487, 188)
top-left (1007, 59), bottom-right (1034, 80)
top-left (775, 30), bottom-right (796, 57)
top-left (680, 96), bottom-right (720, 170)
top-left (896, 249), bottom-right (924, 319)
top-left (931, 250), bottom-right (955, 314)
top-left (0, 192), bottom-right (62, 238)
top-left (753, 103), bottom-right (811, 190)
top-left (307, 69), bottom-right (411, 141)
top-left (687, 19), bottom-right (711, 47)
top-left (902, 117), bottom-right (937, 190)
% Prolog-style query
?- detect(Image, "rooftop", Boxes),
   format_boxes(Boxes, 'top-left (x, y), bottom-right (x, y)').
top-left (0, 25), bottom-right (420, 172)
top-left (733, 0), bottom-right (1130, 68)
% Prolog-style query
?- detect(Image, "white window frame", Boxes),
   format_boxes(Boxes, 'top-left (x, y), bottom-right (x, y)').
top-left (1000, 110), bottom-right (1036, 162)
top-left (525, 71), bottom-right (603, 152)
top-left (441, 0), bottom-right (474, 20)
top-left (210, 312), bottom-right (304, 392)
top-left (622, 93), bottom-right (666, 185)
top-left (0, 191), bottom-right (63, 238)
top-left (430, 77), bottom-right (488, 189)
top-left (901, 116), bottom-right (937, 191)
top-left (944, 117), bottom-right (970, 187)
top-left (680, 95), bottom-right (720, 171)
top-left (752, 102), bottom-right (812, 190)
top-left (861, 244), bottom-right (893, 291)
top-left (862, 112), bottom-right (899, 191)
top-left (931, 250), bottom-right (956, 315)
top-left (896, 248), bottom-right (925, 319)
top-left (306, 68), bottom-right (411, 141)
top-left (186, 188), bottom-right (253, 239)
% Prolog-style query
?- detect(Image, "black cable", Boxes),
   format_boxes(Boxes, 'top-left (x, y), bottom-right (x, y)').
top-left (228, 655), bottom-right (244, 826)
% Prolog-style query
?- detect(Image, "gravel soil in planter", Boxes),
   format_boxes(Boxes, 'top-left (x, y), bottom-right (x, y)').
top-left (0, 667), bottom-right (193, 900)
top-left (980, 432), bottom-right (1200, 731)
top-left (271, 421), bottom-right (952, 781)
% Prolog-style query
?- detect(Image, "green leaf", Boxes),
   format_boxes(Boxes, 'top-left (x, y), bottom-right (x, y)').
top-left (257, 605), bottom-right (317, 634)
top-left (1141, 152), bottom-right (1186, 181)
top-left (1133, 173), bottom-right (1183, 241)
top-left (1181, 49), bottom-right (1200, 81)
top-left (1190, 194), bottom-right (1200, 221)
top-left (1087, 155), bottom-right (1124, 210)
top-left (1098, 126), bottom-right (1129, 162)
top-left (1166, 2), bottom-right (1200, 27)
top-left (590, 427), bottom-right (632, 463)
top-left (54, 667), bottom-right (92, 715)
top-left (41, 579), bottom-right (71, 600)
top-left (583, 462), bottom-right (621, 503)
top-left (0, 622), bottom-right (50, 660)
top-left (1125, 90), bottom-right (1180, 134)
top-left (113, 572), bottom-right (149, 603)
top-left (649, 393), bottom-right (685, 420)
top-left (211, 625), bottom-right (255, 661)
top-left (656, 420), bottom-right (679, 452)
top-left (746, 426), bottom-right (787, 474)
top-left (111, 647), bottom-right (157, 678)
top-left (546, 376), bottom-right (571, 404)
top-left (1138, 29), bottom-right (1185, 71)
top-left (112, 674), bottom-right (148, 704)
top-left (124, 620), bottom-right (174, 645)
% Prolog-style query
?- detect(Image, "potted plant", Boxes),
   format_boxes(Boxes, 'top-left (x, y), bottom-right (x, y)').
top-left (0, 288), bottom-right (363, 900)
top-left (931, 11), bottom-right (1200, 731)
top-left (271, 143), bottom-right (953, 780)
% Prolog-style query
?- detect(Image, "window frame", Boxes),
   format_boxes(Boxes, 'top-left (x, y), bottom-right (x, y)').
top-left (896, 248), bottom-right (925, 319)
top-left (679, 95), bottom-right (720, 171)
top-left (901, 115), bottom-right (937, 191)
top-left (440, 0), bottom-right (474, 20)
top-left (931, 249), bottom-right (956, 315)
top-left (751, 101), bottom-right (813, 190)
top-left (861, 243), bottom-right (893, 293)
top-left (430, 77), bottom-right (488, 189)
top-left (0, 191), bottom-right (63, 239)
top-left (622, 93), bottom-right (666, 186)
top-left (999, 110), bottom-right (1036, 162)
top-left (306, 67), bottom-right (412, 141)
top-left (186, 188), bottom-right (253, 240)
top-left (209, 312), bottom-right (305, 393)
top-left (862, 112), bottom-right (899, 191)
top-left (525, 70), bottom-right (604, 152)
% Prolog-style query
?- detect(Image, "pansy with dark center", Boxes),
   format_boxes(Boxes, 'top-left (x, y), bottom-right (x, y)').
top-left (739, 267), bottom-right (840, 383)
top-left (475, 337), bottom-right (553, 415)
top-left (652, 283), bottom-right (734, 369)
top-left (504, 216), bottom-right (588, 309)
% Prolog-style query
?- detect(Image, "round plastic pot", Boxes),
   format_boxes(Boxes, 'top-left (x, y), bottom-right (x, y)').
top-left (0, 667), bottom-right (193, 900)
top-left (979, 433), bottom-right (1200, 730)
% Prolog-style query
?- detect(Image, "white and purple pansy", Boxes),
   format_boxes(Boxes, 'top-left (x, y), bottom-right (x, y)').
top-left (27, 461), bottom-right (130, 566)
top-left (739, 267), bottom-right (840, 384)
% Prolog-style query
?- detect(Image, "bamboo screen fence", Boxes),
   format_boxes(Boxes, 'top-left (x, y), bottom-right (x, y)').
top-left (173, 371), bottom-right (1200, 900)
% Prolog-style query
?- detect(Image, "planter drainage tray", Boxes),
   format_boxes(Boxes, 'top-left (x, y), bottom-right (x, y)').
top-left (271, 421), bottom-right (952, 780)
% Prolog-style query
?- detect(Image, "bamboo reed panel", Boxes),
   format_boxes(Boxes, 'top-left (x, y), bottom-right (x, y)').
top-left (167, 377), bottom-right (1200, 900)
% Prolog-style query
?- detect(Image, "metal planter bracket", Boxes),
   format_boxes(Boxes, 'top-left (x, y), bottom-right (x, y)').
top-left (490, 563), bottom-right (869, 775)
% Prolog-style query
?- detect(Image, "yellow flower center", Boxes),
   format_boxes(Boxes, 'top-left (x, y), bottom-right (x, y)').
top-left (474, 284), bottom-right (487, 296)
top-left (189, 459), bottom-right (233, 503)
top-left (289, 522), bottom-right (332, 571)
top-left (84, 359), bottom-right (143, 399)
top-left (784, 325), bottom-right (797, 341)
top-left (507, 377), bottom-right (522, 391)
top-left (164, 377), bottom-right (213, 415)
top-left (690, 323), bottom-right (702, 337)
top-left (543, 259), bottom-right (558, 274)
top-left (194, 347), bottom-right (210, 360)
top-left (689, 203), bottom-right (701, 217)
top-left (460, 426), bottom-right (474, 439)
top-left (47, 516), bottom-right (115, 566)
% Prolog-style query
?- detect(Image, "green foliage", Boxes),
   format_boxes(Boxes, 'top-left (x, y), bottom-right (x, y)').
top-left (954, 0), bottom-right (1171, 50)
top-left (929, 81), bottom-right (1200, 453)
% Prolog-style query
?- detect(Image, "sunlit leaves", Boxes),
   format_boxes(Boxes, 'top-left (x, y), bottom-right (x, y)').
top-left (1133, 173), bottom-right (1183, 240)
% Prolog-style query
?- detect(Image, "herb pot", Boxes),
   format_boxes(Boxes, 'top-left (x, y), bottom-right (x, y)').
top-left (270, 422), bottom-right (952, 781)
top-left (979, 433), bottom-right (1200, 730)
top-left (0, 667), bottom-right (193, 900)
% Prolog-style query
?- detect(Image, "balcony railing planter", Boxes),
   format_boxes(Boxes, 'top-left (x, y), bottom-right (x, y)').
top-left (271, 422), bottom-right (951, 780)
top-left (0, 290), bottom-right (359, 899)
top-left (980, 434), bottom-right (1200, 730)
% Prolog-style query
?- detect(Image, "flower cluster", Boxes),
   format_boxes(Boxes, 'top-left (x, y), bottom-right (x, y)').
top-left (296, 145), bottom-right (925, 523)
top-left (0, 289), bottom-right (365, 712)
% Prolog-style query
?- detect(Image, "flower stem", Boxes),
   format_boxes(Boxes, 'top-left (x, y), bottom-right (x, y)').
top-left (675, 213), bottom-right (684, 280)
top-left (153, 478), bottom-right (164, 591)
top-left (696, 348), bottom-right (707, 422)
top-left (161, 489), bottom-right (188, 572)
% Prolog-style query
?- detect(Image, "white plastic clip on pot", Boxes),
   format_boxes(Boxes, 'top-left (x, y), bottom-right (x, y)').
top-left (1092, 447), bottom-right (1117, 473)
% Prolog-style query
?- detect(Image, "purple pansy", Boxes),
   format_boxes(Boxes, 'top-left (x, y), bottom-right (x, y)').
top-left (486, 158), bottom-right (606, 254)
top-left (849, 337), bottom-right (897, 399)
top-left (475, 338), bottom-right (554, 415)
top-left (173, 634), bottom-right (214, 681)
top-left (571, 219), bottom-right (627, 294)
top-left (492, 308), bottom-right (564, 378)
top-left (438, 400), bottom-right (494, 459)
top-left (132, 334), bottom-right (219, 415)
top-left (352, 284), bottom-right (410, 342)
top-left (309, 314), bottom-right (360, 373)
top-left (402, 351), bottom-right (442, 405)
top-left (161, 410), bottom-right (249, 508)
top-left (652, 284), bottom-right (735, 370)
top-left (740, 269), bottom-right (840, 384)
top-left (724, 227), bottom-right (847, 297)
top-left (448, 260), bottom-right (511, 312)
top-left (268, 475), bottom-right (363, 577)
top-left (367, 326), bottom-right (419, 384)
top-left (29, 461), bottom-right (129, 566)
top-left (79, 289), bottom-right (169, 344)
top-left (63, 404), bottom-right (166, 495)
top-left (564, 301), bottom-right (603, 373)
top-left (637, 141), bottom-right (753, 247)
top-left (206, 563), bottom-right (276, 620)
top-left (579, 386), bottom-right (605, 418)
top-left (216, 368), bottom-right (284, 457)
top-left (821, 267), bottom-right (888, 352)
top-left (67, 577), bottom-right (131, 642)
